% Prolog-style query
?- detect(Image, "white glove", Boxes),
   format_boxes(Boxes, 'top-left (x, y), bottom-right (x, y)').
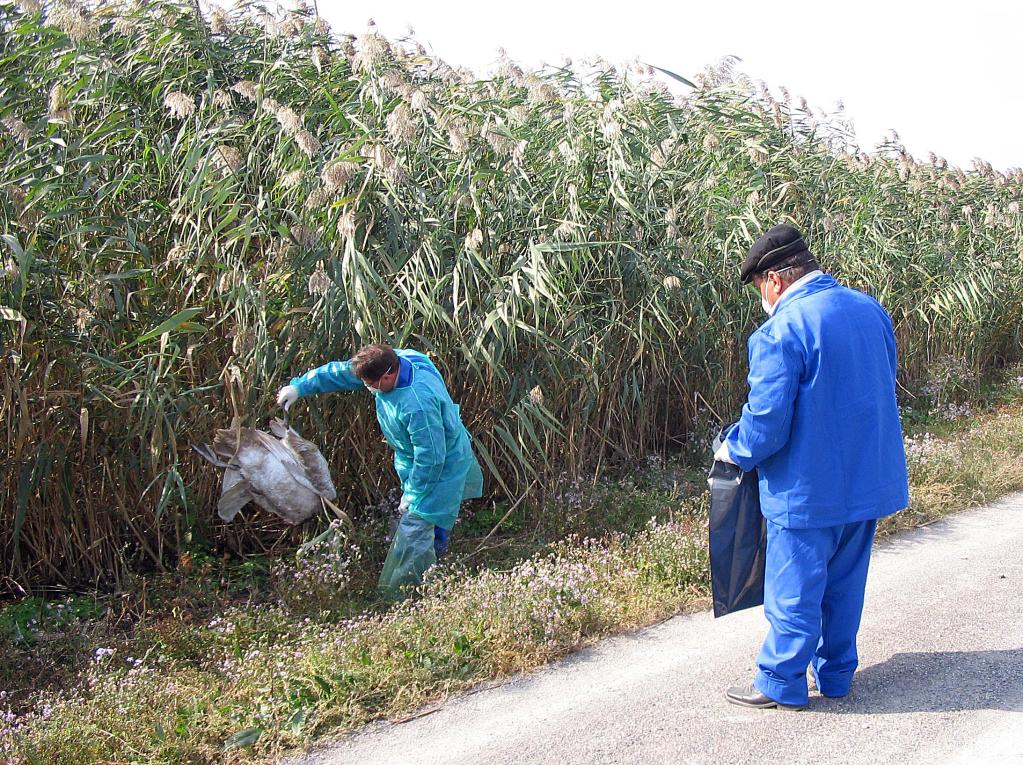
top-left (397, 495), bottom-right (410, 514)
top-left (276, 384), bottom-right (299, 411)
top-left (714, 440), bottom-right (737, 465)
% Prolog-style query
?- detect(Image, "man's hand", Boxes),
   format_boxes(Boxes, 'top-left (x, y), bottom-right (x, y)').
top-left (397, 495), bottom-right (410, 514)
top-left (714, 440), bottom-right (737, 465)
top-left (276, 384), bottom-right (299, 411)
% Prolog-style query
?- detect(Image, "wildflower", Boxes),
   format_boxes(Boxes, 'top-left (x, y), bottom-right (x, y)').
top-left (47, 0), bottom-right (98, 42)
top-left (208, 5), bottom-right (229, 34)
top-left (210, 144), bottom-right (243, 176)
top-left (1009, 202), bottom-right (1021, 214)
top-left (663, 275), bottom-right (682, 290)
top-left (321, 159), bottom-right (358, 191)
top-left (231, 80), bottom-right (258, 102)
top-left (314, 16), bottom-right (330, 36)
top-left (386, 103), bottom-right (417, 143)
top-left (465, 228), bottom-right (484, 251)
top-left (558, 141), bottom-right (579, 164)
top-left (1, 116), bottom-right (30, 146)
top-left (261, 97), bottom-right (282, 116)
top-left (281, 169), bottom-right (304, 189)
top-left (703, 133), bottom-right (720, 152)
top-left (294, 130), bottom-right (321, 158)
top-left (529, 386), bottom-right (545, 405)
top-left (308, 268), bottom-right (331, 297)
top-left (275, 106), bottom-right (303, 137)
top-left (17, 0), bottom-right (42, 13)
top-left (164, 91), bottom-right (196, 119)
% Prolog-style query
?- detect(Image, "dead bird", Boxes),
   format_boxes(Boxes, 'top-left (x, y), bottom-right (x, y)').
top-left (193, 417), bottom-right (342, 525)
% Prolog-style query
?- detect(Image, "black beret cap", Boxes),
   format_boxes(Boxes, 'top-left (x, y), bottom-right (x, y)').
top-left (739, 224), bottom-right (811, 283)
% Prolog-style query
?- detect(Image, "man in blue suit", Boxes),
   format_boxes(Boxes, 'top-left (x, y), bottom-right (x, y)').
top-left (715, 224), bottom-right (909, 710)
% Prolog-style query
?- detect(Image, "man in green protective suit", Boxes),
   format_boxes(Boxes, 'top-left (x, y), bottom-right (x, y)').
top-left (277, 343), bottom-right (484, 599)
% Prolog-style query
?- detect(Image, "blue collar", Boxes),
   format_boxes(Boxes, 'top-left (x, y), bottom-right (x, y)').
top-left (773, 272), bottom-right (836, 315)
top-left (395, 356), bottom-right (413, 388)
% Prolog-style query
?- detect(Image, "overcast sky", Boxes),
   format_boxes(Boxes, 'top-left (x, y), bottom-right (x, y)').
top-left (315, 0), bottom-right (1023, 172)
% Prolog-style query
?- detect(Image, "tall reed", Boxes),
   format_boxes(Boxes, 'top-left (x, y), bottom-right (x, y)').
top-left (2, 1), bottom-right (1022, 592)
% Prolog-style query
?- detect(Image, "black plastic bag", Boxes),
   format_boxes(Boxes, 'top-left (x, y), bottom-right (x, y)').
top-left (707, 428), bottom-right (766, 618)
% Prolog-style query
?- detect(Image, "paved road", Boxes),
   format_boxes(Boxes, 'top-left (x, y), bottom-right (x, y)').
top-left (289, 495), bottom-right (1023, 765)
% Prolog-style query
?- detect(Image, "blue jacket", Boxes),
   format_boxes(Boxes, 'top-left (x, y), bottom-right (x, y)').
top-left (725, 273), bottom-right (909, 529)
top-left (290, 350), bottom-right (483, 529)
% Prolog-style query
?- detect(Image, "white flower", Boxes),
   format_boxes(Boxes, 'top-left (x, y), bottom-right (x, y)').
top-left (528, 386), bottom-right (545, 406)
top-left (662, 275), bottom-right (682, 289)
top-left (163, 91), bottom-right (196, 119)
top-left (703, 133), bottom-right (720, 152)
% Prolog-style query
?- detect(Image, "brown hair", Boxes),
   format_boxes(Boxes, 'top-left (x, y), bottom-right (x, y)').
top-left (350, 343), bottom-right (399, 381)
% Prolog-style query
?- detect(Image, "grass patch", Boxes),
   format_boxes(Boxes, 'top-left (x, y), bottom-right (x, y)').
top-left (4, 370), bottom-right (1023, 764)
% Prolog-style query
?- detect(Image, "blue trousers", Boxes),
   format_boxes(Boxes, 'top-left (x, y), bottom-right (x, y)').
top-left (754, 518), bottom-right (877, 706)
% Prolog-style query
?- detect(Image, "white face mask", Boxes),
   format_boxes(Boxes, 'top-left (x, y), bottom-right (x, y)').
top-left (364, 384), bottom-right (382, 396)
top-left (762, 297), bottom-right (774, 316)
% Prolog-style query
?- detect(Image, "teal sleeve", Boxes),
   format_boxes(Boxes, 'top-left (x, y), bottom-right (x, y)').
top-left (290, 360), bottom-right (363, 397)
top-left (405, 406), bottom-right (447, 495)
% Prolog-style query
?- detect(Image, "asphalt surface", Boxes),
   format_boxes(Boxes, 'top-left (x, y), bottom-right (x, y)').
top-left (287, 494), bottom-right (1023, 765)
